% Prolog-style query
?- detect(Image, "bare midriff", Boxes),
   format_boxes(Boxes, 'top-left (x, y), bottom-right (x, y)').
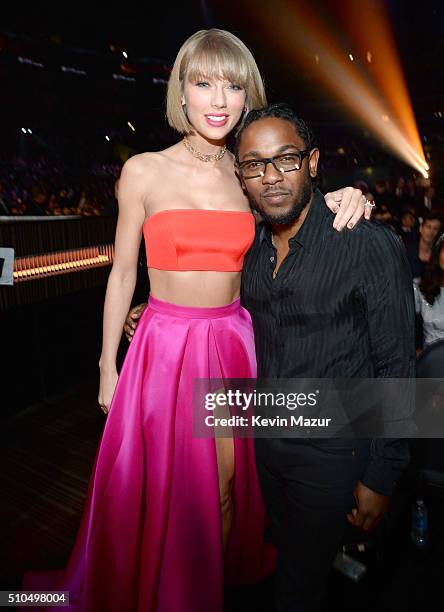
top-left (148, 269), bottom-right (241, 307)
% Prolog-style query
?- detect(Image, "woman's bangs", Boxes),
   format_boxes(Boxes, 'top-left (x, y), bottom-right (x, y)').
top-left (184, 45), bottom-right (249, 88)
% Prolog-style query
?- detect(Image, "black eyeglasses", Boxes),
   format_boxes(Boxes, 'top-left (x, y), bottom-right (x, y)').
top-left (235, 150), bottom-right (312, 179)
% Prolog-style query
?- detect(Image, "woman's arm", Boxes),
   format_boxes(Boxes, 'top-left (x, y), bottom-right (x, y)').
top-left (98, 156), bottom-right (147, 412)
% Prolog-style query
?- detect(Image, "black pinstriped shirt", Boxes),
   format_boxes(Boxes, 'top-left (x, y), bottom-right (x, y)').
top-left (241, 189), bottom-right (416, 495)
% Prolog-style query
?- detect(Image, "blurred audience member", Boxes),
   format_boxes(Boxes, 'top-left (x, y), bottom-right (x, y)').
top-left (374, 179), bottom-right (396, 213)
top-left (353, 180), bottom-right (374, 203)
top-left (373, 203), bottom-right (395, 228)
top-left (0, 155), bottom-right (121, 217)
top-left (422, 186), bottom-right (437, 213)
top-left (406, 213), bottom-right (443, 281)
top-left (0, 182), bottom-right (10, 215)
top-left (418, 213), bottom-right (442, 260)
top-left (395, 177), bottom-right (406, 202)
top-left (414, 237), bottom-right (444, 347)
top-left (394, 176), bottom-right (420, 213)
top-left (58, 189), bottom-right (71, 210)
top-left (404, 178), bottom-right (418, 209)
top-left (9, 194), bottom-right (27, 215)
top-left (398, 207), bottom-right (418, 240)
top-left (46, 194), bottom-right (59, 215)
top-left (27, 187), bottom-right (46, 215)
top-left (77, 190), bottom-right (88, 212)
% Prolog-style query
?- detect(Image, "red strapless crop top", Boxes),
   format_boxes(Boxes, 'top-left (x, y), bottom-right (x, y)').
top-left (143, 209), bottom-right (255, 272)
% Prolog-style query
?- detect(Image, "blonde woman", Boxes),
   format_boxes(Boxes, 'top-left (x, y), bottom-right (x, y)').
top-left (25, 29), bottom-right (369, 611)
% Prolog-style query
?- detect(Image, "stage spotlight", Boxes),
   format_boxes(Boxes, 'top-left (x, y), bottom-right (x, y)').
top-left (21, 128), bottom-right (27, 134)
top-left (331, 0), bottom-right (427, 171)
top-left (122, 51), bottom-right (128, 59)
top-left (27, 129), bottom-right (32, 134)
top-left (249, 0), bottom-right (428, 176)
top-left (105, 135), bottom-right (110, 142)
top-left (127, 121), bottom-right (135, 132)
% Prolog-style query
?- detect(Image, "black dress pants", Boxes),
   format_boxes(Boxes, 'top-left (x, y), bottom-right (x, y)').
top-left (255, 438), bottom-right (371, 612)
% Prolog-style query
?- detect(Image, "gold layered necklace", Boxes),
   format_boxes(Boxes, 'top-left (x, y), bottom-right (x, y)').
top-left (182, 136), bottom-right (227, 163)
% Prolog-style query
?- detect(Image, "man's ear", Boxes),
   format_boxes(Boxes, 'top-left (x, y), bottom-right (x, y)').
top-left (309, 148), bottom-right (320, 178)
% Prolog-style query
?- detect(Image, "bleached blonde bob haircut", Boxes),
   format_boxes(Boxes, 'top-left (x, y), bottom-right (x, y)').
top-left (166, 29), bottom-right (267, 134)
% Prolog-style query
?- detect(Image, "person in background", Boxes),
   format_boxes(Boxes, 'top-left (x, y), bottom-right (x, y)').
top-left (0, 182), bottom-right (10, 215)
top-left (399, 208), bottom-right (417, 235)
top-left (57, 188), bottom-right (71, 210)
top-left (405, 213), bottom-right (443, 281)
top-left (404, 178), bottom-right (419, 211)
top-left (395, 176), bottom-right (406, 206)
top-left (414, 236), bottom-right (444, 348)
top-left (46, 193), bottom-right (60, 215)
top-left (27, 186), bottom-right (46, 215)
top-left (373, 202), bottom-right (394, 226)
top-left (422, 185), bottom-right (437, 213)
top-left (396, 207), bottom-right (419, 256)
top-left (353, 180), bottom-right (374, 204)
top-left (77, 190), bottom-right (88, 212)
top-left (374, 178), bottom-right (397, 214)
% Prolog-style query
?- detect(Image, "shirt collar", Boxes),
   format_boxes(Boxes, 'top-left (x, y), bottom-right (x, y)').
top-left (259, 188), bottom-right (329, 252)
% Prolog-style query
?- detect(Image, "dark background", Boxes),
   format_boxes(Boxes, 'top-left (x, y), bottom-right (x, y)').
top-left (1, 0), bottom-right (443, 188)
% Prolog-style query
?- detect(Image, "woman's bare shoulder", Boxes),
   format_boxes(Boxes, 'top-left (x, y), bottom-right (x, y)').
top-left (117, 147), bottom-right (183, 214)
top-left (120, 151), bottom-right (160, 175)
top-left (121, 145), bottom-right (182, 178)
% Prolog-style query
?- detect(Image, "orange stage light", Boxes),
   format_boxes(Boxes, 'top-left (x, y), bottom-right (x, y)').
top-left (248, 0), bottom-right (428, 176)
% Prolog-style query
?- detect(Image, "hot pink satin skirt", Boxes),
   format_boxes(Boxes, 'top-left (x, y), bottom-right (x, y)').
top-left (23, 296), bottom-right (274, 611)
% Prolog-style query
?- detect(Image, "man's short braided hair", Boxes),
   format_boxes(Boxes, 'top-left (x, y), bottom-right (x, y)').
top-left (235, 102), bottom-right (317, 159)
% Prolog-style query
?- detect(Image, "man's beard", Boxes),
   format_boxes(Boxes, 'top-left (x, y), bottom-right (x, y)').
top-left (250, 180), bottom-right (313, 225)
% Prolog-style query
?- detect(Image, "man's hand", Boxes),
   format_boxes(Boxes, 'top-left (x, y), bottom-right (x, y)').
top-left (325, 187), bottom-right (373, 231)
top-left (124, 303), bottom-right (147, 342)
top-left (347, 481), bottom-right (391, 532)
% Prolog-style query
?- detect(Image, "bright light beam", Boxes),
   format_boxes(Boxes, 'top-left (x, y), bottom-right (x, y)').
top-left (249, 0), bottom-right (428, 177)
top-left (336, 0), bottom-right (426, 167)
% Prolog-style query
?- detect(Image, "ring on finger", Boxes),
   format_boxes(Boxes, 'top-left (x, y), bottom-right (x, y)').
top-left (364, 199), bottom-right (376, 208)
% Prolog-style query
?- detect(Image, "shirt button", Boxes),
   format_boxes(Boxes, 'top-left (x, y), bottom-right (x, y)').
top-left (270, 256), bottom-right (275, 262)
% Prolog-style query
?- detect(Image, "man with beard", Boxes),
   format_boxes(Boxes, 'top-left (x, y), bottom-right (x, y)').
top-left (235, 103), bottom-right (415, 611)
